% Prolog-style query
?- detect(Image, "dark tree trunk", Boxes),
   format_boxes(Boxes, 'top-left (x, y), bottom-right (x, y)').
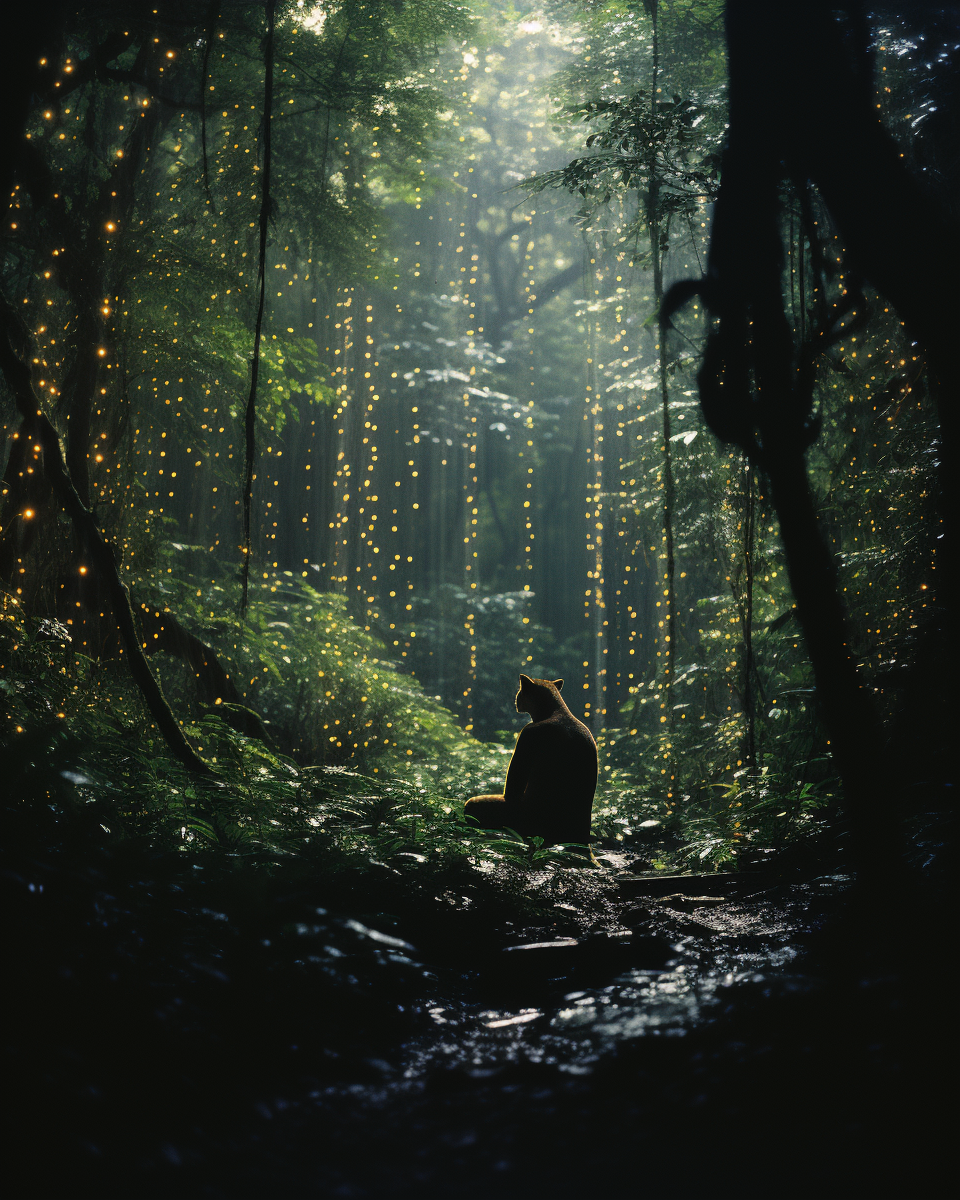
top-left (648, 3), bottom-right (679, 798)
top-left (728, 0), bottom-right (957, 615)
top-left (764, 447), bottom-right (889, 864)
top-left (661, 0), bottom-right (944, 875)
top-left (135, 602), bottom-right (270, 742)
top-left (0, 415), bottom-right (50, 580)
top-left (0, 314), bottom-right (213, 776)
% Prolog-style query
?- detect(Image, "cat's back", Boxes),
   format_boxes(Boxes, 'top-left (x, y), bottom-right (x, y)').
top-left (527, 707), bottom-right (597, 785)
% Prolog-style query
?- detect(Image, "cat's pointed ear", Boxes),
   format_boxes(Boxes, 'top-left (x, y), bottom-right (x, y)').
top-left (519, 673), bottom-right (533, 686)
top-left (552, 678), bottom-right (564, 691)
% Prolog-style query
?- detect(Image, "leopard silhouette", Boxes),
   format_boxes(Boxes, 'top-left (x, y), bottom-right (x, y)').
top-left (464, 674), bottom-right (597, 847)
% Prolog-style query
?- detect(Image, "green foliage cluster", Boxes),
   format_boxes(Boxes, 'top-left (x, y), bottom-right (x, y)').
top-left (142, 549), bottom-right (477, 766)
top-left (1, 580), bottom-right (599, 901)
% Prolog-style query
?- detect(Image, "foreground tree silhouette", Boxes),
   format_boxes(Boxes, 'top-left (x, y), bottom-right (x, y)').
top-left (664, 0), bottom-right (956, 869)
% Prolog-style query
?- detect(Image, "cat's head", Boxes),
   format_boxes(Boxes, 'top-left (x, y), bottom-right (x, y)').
top-left (516, 673), bottom-right (564, 714)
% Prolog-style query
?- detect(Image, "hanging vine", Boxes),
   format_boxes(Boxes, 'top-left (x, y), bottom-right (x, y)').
top-left (240, 0), bottom-right (276, 614)
top-left (199, 0), bottom-right (219, 205)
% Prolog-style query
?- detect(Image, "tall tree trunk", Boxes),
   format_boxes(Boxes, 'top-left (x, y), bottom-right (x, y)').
top-left (740, 460), bottom-right (757, 768)
top-left (648, 3), bottom-right (679, 800)
top-left (241, 0), bottom-right (276, 613)
top-left (732, 0), bottom-right (957, 626)
top-left (765, 447), bottom-right (888, 863)
top-left (662, 0), bottom-right (913, 875)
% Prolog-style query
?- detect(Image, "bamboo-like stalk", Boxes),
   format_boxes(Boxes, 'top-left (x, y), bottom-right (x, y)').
top-left (648, 2), bottom-right (679, 801)
top-left (241, 0), bottom-right (276, 614)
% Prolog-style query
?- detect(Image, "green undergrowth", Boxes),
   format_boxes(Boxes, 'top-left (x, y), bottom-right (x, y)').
top-left (0, 588), bottom-right (609, 931)
top-left (591, 744), bottom-right (836, 871)
top-left (1, 576), bottom-right (834, 900)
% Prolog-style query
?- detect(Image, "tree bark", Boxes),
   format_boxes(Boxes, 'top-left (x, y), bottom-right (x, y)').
top-left (764, 448), bottom-right (887, 863)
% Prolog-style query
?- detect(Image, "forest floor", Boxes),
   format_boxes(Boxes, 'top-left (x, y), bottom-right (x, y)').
top-left (5, 819), bottom-right (951, 1200)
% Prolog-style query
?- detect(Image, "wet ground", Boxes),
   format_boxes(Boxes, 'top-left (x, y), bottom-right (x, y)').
top-left (7, 845), bottom-right (949, 1199)
top-left (405, 864), bottom-right (822, 1072)
top-left (269, 866), bottom-right (944, 1200)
